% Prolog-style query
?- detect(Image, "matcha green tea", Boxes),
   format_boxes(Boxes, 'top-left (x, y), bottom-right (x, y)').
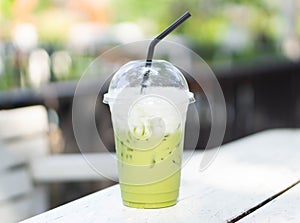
top-left (103, 60), bottom-right (195, 208)
top-left (115, 127), bottom-right (183, 208)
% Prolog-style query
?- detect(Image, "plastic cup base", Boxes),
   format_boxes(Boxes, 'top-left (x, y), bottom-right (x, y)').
top-left (123, 199), bottom-right (177, 209)
top-left (121, 189), bottom-right (179, 209)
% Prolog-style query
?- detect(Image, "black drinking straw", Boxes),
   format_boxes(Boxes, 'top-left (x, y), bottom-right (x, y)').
top-left (145, 11), bottom-right (191, 67)
top-left (141, 11), bottom-right (191, 94)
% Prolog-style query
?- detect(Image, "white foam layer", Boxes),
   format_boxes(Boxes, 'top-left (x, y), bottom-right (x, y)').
top-left (128, 95), bottom-right (180, 135)
top-left (108, 87), bottom-right (190, 136)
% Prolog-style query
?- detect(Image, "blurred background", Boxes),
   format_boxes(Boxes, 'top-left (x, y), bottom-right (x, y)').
top-left (1, 0), bottom-right (300, 221)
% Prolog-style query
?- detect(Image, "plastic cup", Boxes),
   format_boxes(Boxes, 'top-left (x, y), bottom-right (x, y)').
top-left (103, 60), bottom-right (194, 208)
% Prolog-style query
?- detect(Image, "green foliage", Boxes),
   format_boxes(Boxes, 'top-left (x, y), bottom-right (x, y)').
top-left (0, 0), bottom-right (14, 18)
top-left (33, 0), bottom-right (51, 13)
top-left (0, 0), bottom-right (287, 90)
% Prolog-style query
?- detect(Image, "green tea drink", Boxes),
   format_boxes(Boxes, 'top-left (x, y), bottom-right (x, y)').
top-left (114, 99), bottom-right (184, 208)
top-left (115, 129), bottom-right (183, 208)
top-left (110, 88), bottom-right (188, 208)
top-left (103, 60), bottom-right (195, 208)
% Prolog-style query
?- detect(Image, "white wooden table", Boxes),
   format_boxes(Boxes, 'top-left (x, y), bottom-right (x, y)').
top-left (21, 129), bottom-right (300, 223)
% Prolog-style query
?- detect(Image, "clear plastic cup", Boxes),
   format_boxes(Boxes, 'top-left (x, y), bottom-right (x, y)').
top-left (103, 60), bottom-right (194, 208)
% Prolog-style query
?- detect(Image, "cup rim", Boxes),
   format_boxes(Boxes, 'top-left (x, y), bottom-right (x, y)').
top-left (103, 91), bottom-right (194, 104)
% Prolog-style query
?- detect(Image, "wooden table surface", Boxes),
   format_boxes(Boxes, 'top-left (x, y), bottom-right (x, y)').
top-left (21, 129), bottom-right (300, 223)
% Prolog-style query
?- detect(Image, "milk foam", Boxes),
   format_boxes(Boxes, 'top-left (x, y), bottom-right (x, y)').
top-left (109, 87), bottom-right (189, 136)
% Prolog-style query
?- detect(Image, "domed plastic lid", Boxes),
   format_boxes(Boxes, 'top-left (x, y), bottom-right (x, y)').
top-left (103, 60), bottom-right (195, 104)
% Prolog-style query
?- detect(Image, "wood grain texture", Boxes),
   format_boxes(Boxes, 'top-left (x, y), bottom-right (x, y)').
top-left (0, 169), bottom-right (33, 202)
top-left (20, 129), bottom-right (300, 223)
top-left (0, 135), bottom-right (49, 171)
top-left (0, 188), bottom-right (48, 223)
top-left (0, 105), bottom-right (50, 222)
top-left (30, 153), bottom-right (118, 182)
top-left (0, 105), bottom-right (48, 140)
top-left (240, 183), bottom-right (300, 223)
